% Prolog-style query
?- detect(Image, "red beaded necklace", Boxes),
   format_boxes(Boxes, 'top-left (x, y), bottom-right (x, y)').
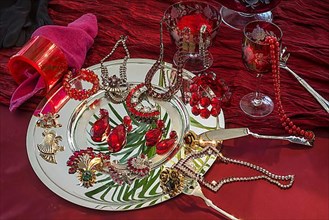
top-left (265, 36), bottom-right (315, 141)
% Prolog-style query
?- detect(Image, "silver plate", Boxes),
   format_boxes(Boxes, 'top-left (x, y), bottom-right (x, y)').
top-left (26, 58), bottom-right (225, 211)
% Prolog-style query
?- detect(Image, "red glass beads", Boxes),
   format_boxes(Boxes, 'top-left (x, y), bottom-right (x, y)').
top-left (266, 36), bottom-right (315, 141)
top-left (189, 72), bottom-right (230, 119)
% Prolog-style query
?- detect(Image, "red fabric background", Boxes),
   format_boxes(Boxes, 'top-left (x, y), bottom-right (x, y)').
top-left (0, 0), bottom-right (328, 219)
top-left (1, 0), bottom-right (328, 134)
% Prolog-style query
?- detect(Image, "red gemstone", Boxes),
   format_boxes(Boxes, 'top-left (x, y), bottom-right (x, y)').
top-left (123, 116), bottom-right (132, 127)
top-left (191, 105), bottom-right (200, 116)
top-left (210, 106), bottom-right (221, 117)
top-left (190, 84), bottom-right (198, 92)
top-left (191, 92), bottom-right (200, 102)
top-left (200, 97), bottom-right (211, 108)
top-left (90, 111), bottom-right (110, 142)
top-left (211, 97), bottom-right (220, 107)
top-left (156, 138), bottom-right (176, 155)
top-left (189, 98), bottom-right (198, 106)
top-left (99, 109), bottom-right (109, 117)
top-left (145, 128), bottom-right (162, 147)
top-left (107, 124), bottom-right (127, 153)
top-left (127, 125), bottom-right (133, 132)
top-left (200, 108), bottom-right (210, 119)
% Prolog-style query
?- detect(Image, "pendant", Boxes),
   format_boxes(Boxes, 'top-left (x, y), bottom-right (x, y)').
top-left (127, 154), bottom-right (151, 178)
top-left (90, 109), bottom-right (110, 142)
top-left (100, 36), bottom-right (130, 104)
top-left (107, 124), bottom-right (127, 153)
top-left (66, 148), bottom-right (110, 188)
top-left (37, 129), bottom-right (64, 164)
top-left (145, 128), bottom-right (162, 147)
top-left (36, 112), bottom-right (62, 129)
top-left (101, 66), bottom-right (129, 104)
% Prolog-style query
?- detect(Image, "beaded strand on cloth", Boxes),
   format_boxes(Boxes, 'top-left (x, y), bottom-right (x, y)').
top-left (266, 36), bottom-right (315, 142)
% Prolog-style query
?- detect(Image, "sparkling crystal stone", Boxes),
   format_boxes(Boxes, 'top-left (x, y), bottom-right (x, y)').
top-left (145, 128), bottom-right (162, 147)
top-left (90, 111), bottom-right (110, 142)
top-left (156, 138), bottom-right (176, 155)
top-left (107, 124), bottom-right (127, 152)
top-left (82, 170), bottom-right (93, 181)
top-left (135, 104), bottom-right (142, 110)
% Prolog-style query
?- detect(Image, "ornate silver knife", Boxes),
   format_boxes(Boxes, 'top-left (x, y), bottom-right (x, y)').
top-left (199, 128), bottom-right (313, 147)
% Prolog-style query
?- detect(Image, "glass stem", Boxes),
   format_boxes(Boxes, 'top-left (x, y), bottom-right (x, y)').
top-left (253, 73), bottom-right (262, 106)
top-left (238, 12), bottom-right (254, 17)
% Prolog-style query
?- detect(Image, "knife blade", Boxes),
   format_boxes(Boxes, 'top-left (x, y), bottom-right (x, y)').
top-left (199, 128), bottom-right (249, 142)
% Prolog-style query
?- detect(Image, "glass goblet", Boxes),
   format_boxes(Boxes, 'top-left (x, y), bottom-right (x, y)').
top-left (240, 20), bottom-right (282, 117)
top-left (163, 1), bottom-right (221, 74)
top-left (218, 0), bottom-right (281, 31)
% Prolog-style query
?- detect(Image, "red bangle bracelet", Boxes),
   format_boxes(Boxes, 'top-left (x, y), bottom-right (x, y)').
top-left (63, 69), bottom-right (100, 101)
top-left (8, 36), bottom-right (68, 94)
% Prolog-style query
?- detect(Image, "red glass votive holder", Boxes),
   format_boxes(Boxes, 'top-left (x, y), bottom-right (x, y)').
top-left (8, 36), bottom-right (68, 94)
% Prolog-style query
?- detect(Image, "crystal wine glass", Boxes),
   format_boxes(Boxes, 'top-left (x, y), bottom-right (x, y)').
top-left (163, 1), bottom-right (221, 73)
top-left (218, 0), bottom-right (281, 31)
top-left (240, 20), bottom-right (282, 117)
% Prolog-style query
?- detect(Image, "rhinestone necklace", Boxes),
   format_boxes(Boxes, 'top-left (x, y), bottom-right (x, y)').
top-left (173, 134), bottom-right (295, 193)
top-left (144, 19), bottom-right (184, 101)
top-left (100, 35), bottom-right (130, 103)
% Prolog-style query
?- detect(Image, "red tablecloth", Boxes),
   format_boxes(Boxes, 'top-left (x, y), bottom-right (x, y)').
top-left (0, 0), bottom-right (328, 219)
